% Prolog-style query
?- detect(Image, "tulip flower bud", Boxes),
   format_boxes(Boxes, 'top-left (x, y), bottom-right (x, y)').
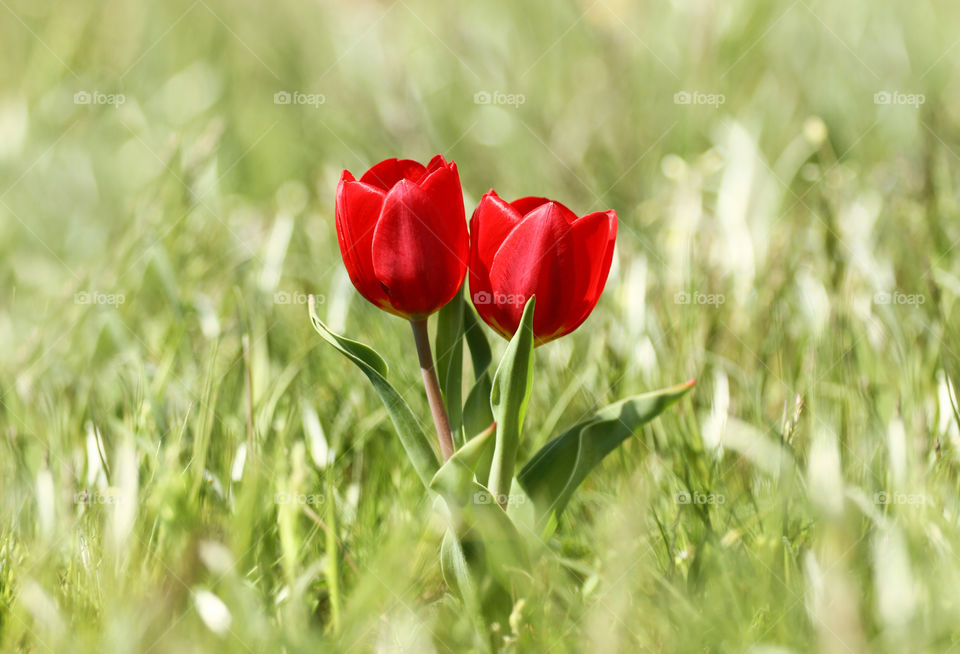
top-left (469, 191), bottom-right (617, 345)
top-left (335, 155), bottom-right (469, 319)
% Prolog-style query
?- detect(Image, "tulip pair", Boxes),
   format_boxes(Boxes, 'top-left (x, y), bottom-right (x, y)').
top-left (335, 154), bottom-right (617, 460)
top-left (335, 155), bottom-right (617, 345)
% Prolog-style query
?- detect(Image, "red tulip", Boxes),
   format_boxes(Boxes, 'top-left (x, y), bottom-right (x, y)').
top-left (335, 155), bottom-right (469, 319)
top-left (469, 191), bottom-right (617, 345)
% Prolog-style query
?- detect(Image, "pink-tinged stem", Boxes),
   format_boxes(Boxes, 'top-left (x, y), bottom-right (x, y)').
top-left (410, 319), bottom-right (455, 461)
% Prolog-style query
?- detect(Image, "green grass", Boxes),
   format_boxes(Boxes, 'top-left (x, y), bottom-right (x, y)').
top-left (4, 0), bottom-right (960, 651)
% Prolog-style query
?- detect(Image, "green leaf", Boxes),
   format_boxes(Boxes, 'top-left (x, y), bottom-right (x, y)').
top-left (435, 292), bottom-right (465, 449)
top-left (440, 509), bottom-right (520, 644)
top-left (430, 423), bottom-right (496, 502)
top-left (462, 374), bottom-right (494, 446)
top-left (437, 470), bottom-right (532, 628)
top-left (461, 302), bottom-right (495, 469)
top-left (486, 298), bottom-right (536, 505)
top-left (470, 484), bottom-right (532, 588)
top-left (463, 301), bottom-right (492, 378)
top-left (505, 478), bottom-right (537, 536)
top-left (440, 529), bottom-right (483, 627)
top-left (435, 438), bottom-right (534, 637)
top-left (308, 296), bottom-right (439, 488)
top-left (518, 379), bottom-right (696, 538)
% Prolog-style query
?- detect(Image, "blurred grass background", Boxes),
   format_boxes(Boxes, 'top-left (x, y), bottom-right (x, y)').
top-left (3, 0), bottom-right (960, 651)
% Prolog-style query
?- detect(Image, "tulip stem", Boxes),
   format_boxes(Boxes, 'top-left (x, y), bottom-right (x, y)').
top-left (410, 319), bottom-right (455, 461)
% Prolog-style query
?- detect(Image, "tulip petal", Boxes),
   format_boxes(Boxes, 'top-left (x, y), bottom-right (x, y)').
top-left (488, 202), bottom-right (579, 338)
top-left (510, 196), bottom-right (551, 216)
top-left (512, 196), bottom-right (578, 225)
top-left (566, 210), bottom-right (617, 331)
top-left (360, 158), bottom-right (428, 191)
top-left (470, 192), bottom-right (521, 285)
top-left (469, 192), bottom-right (523, 333)
top-left (372, 180), bottom-right (468, 317)
top-left (424, 153), bottom-right (451, 175)
top-left (419, 159), bottom-right (465, 232)
top-left (335, 171), bottom-right (391, 308)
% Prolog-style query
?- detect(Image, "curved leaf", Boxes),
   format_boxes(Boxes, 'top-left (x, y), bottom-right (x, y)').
top-left (440, 529), bottom-right (483, 627)
top-left (430, 424), bottom-right (496, 502)
top-left (462, 374), bottom-right (494, 449)
top-left (308, 296), bottom-right (439, 487)
top-left (456, 482), bottom-right (532, 590)
top-left (461, 302), bottom-right (495, 465)
top-left (463, 301), bottom-right (493, 378)
top-left (518, 379), bottom-right (696, 538)
top-left (486, 298), bottom-right (536, 506)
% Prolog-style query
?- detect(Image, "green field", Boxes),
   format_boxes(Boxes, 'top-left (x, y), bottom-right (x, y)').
top-left (3, 0), bottom-right (960, 651)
